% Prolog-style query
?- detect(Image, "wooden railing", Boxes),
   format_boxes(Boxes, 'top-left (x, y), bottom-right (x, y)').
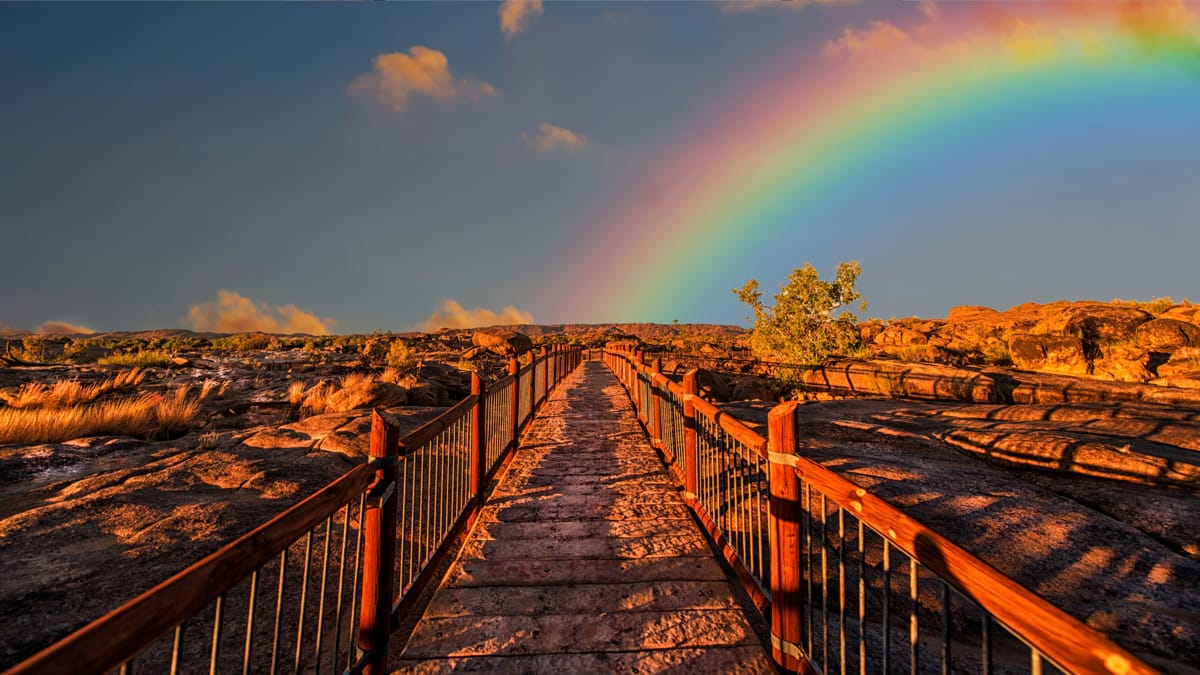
top-left (9, 345), bottom-right (582, 675)
top-left (602, 345), bottom-right (1154, 675)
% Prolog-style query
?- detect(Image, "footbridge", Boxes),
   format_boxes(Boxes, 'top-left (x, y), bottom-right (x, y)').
top-left (9, 347), bottom-right (1154, 674)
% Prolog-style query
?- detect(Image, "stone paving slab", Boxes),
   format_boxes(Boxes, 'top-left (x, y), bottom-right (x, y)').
top-left (393, 645), bottom-right (773, 674)
top-left (393, 361), bottom-right (772, 673)
top-left (401, 609), bottom-right (762, 658)
top-left (422, 581), bottom-right (744, 618)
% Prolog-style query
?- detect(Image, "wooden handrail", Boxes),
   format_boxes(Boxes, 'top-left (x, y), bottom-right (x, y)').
top-left (8, 463), bottom-right (375, 675)
top-left (602, 347), bottom-right (1155, 675)
top-left (9, 347), bottom-right (585, 675)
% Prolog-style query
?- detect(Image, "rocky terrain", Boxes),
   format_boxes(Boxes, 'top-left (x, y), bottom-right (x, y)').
top-left (2, 300), bottom-right (1199, 669)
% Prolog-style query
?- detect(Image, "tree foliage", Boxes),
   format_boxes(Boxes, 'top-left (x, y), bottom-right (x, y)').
top-left (734, 261), bottom-right (865, 364)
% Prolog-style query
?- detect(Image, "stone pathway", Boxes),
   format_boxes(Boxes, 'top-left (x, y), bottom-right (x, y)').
top-left (392, 361), bottom-right (772, 673)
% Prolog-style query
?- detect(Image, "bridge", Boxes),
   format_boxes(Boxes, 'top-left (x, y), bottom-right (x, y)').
top-left (8, 347), bottom-right (1154, 674)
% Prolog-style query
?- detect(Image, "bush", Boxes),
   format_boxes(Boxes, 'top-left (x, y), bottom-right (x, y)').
top-left (98, 350), bottom-right (175, 368)
top-left (734, 261), bottom-right (865, 365)
top-left (386, 341), bottom-right (418, 369)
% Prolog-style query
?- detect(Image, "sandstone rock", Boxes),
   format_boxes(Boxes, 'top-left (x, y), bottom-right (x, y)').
top-left (461, 347), bottom-right (487, 361)
top-left (695, 369), bottom-right (731, 402)
top-left (804, 359), bottom-right (999, 403)
top-left (729, 377), bottom-right (772, 402)
top-left (858, 322), bottom-right (884, 344)
top-left (1158, 347), bottom-right (1200, 378)
top-left (1090, 344), bottom-right (1151, 382)
top-left (170, 357), bottom-right (190, 367)
top-left (698, 343), bottom-right (730, 358)
top-left (406, 382), bottom-right (448, 407)
top-left (471, 329), bottom-right (532, 357)
top-left (946, 305), bottom-right (999, 323)
top-left (1008, 334), bottom-right (1088, 376)
top-left (1159, 305), bottom-right (1200, 324)
top-left (359, 338), bottom-right (390, 362)
top-left (1034, 304), bottom-right (1152, 343)
top-left (1135, 318), bottom-right (1200, 351)
top-left (1150, 373), bottom-right (1200, 389)
top-left (874, 326), bottom-right (928, 347)
top-left (324, 381), bottom-right (407, 413)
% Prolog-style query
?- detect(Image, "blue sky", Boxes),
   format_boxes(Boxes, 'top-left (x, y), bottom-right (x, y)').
top-left (2, 1), bottom-right (1197, 334)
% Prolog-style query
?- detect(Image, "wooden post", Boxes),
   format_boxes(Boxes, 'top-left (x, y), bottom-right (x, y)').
top-left (509, 357), bottom-right (520, 448)
top-left (650, 359), bottom-right (663, 444)
top-left (470, 372), bottom-right (486, 507)
top-left (359, 410), bottom-right (399, 675)
top-left (682, 369), bottom-right (699, 500)
top-left (768, 402), bottom-right (806, 673)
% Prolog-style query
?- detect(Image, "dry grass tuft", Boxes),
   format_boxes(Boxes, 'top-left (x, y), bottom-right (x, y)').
top-left (0, 369), bottom-right (148, 409)
top-left (288, 380), bottom-right (306, 407)
top-left (300, 381), bottom-right (336, 417)
top-left (0, 384), bottom-right (203, 445)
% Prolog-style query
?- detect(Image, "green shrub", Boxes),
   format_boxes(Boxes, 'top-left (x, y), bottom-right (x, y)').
top-left (98, 350), bottom-right (175, 368)
top-left (734, 261), bottom-right (866, 365)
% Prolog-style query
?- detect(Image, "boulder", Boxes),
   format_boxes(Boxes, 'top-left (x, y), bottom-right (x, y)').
top-left (1034, 304), bottom-right (1152, 343)
top-left (858, 322), bottom-right (885, 344)
top-left (324, 381), bottom-right (407, 413)
top-left (1135, 319), bottom-right (1200, 351)
top-left (1008, 334), bottom-right (1089, 376)
top-left (471, 329), bottom-right (532, 357)
top-left (1159, 305), bottom-right (1200, 324)
top-left (803, 359), bottom-right (999, 403)
top-left (946, 305), bottom-right (1000, 323)
top-left (405, 382), bottom-right (448, 407)
top-left (358, 338), bottom-right (391, 362)
top-left (460, 347), bottom-right (487, 360)
top-left (730, 377), bottom-right (772, 401)
top-left (1091, 344), bottom-right (1152, 382)
top-left (874, 326), bottom-right (928, 347)
top-left (695, 369), bottom-right (732, 402)
top-left (1157, 347), bottom-right (1200, 378)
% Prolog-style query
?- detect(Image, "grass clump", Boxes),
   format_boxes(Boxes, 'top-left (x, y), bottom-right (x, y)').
top-left (386, 341), bottom-right (418, 369)
top-left (98, 350), bottom-right (175, 368)
top-left (0, 384), bottom-right (205, 444)
top-left (0, 369), bottom-right (148, 409)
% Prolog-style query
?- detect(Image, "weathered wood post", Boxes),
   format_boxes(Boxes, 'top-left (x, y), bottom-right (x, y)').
top-left (470, 372), bottom-right (486, 516)
top-left (682, 369), bottom-right (699, 501)
top-left (359, 409), bottom-right (400, 675)
top-left (509, 356), bottom-right (520, 449)
top-left (768, 402), bottom-right (806, 673)
top-left (650, 358), bottom-right (663, 445)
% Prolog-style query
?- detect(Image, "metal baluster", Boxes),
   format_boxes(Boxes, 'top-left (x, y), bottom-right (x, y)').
top-left (331, 504), bottom-right (350, 675)
top-left (293, 531), bottom-right (314, 675)
top-left (910, 558), bottom-right (919, 674)
top-left (209, 594), bottom-right (223, 675)
top-left (882, 540), bottom-right (890, 675)
top-left (805, 482), bottom-right (814, 657)
top-left (858, 520), bottom-right (866, 675)
top-left (242, 570), bottom-right (259, 675)
top-left (314, 516), bottom-right (332, 674)
top-left (981, 614), bottom-right (992, 675)
top-left (169, 624), bottom-right (185, 675)
top-left (345, 495), bottom-right (365, 671)
top-left (270, 550), bottom-right (288, 675)
top-left (822, 494), bottom-right (829, 669)
top-left (839, 508), bottom-right (847, 675)
top-left (941, 583), bottom-right (951, 675)
top-left (1031, 651), bottom-right (1044, 675)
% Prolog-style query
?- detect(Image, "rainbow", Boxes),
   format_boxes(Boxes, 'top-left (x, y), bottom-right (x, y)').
top-left (542, 2), bottom-right (1200, 323)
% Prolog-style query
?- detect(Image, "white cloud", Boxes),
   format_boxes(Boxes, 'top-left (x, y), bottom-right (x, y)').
top-left (522, 122), bottom-right (588, 153)
top-left (500, 0), bottom-right (543, 38)
top-left (184, 291), bottom-right (334, 335)
top-left (347, 46), bottom-right (497, 113)
top-left (420, 300), bottom-right (533, 331)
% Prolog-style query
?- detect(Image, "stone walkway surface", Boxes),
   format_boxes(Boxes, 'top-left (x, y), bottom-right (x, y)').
top-left (392, 361), bottom-right (772, 673)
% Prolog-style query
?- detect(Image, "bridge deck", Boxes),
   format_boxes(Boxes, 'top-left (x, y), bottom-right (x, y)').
top-left (393, 361), bottom-right (772, 673)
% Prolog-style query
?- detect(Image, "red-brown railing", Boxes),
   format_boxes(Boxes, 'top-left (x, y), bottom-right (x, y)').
top-left (8, 346), bottom-right (583, 675)
top-left (602, 345), bottom-right (1154, 675)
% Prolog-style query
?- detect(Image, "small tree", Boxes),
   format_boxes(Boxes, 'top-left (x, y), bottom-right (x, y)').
top-left (733, 261), bottom-right (865, 364)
